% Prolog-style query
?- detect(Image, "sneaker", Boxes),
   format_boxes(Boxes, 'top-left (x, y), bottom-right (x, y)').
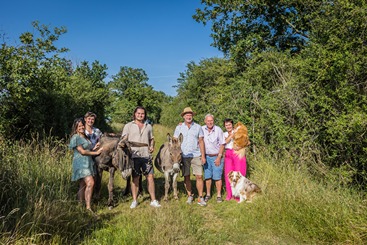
top-left (217, 196), bottom-right (223, 203)
top-left (130, 200), bottom-right (139, 209)
top-left (150, 200), bottom-right (161, 208)
top-left (197, 197), bottom-right (207, 206)
top-left (186, 195), bottom-right (194, 204)
top-left (204, 195), bottom-right (211, 202)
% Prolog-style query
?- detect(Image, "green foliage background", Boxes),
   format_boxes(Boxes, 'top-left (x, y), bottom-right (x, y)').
top-left (183, 0), bottom-right (367, 186)
top-left (1, 1), bottom-right (366, 184)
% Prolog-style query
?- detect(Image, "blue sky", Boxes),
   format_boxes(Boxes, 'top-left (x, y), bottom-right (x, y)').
top-left (1, 0), bottom-right (223, 96)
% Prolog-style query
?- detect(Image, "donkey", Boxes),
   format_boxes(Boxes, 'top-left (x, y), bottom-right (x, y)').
top-left (154, 133), bottom-right (183, 201)
top-left (94, 134), bottom-right (144, 209)
top-left (93, 134), bottom-right (132, 209)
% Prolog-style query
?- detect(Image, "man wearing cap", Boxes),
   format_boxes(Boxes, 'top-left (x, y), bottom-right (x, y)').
top-left (174, 107), bottom-right (207, 206)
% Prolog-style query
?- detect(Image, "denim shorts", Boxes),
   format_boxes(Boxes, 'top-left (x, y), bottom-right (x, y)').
top-left (204, 155), bottom-right (224, 180)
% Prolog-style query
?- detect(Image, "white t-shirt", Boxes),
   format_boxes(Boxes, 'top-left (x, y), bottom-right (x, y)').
top-left (224, 131), bottom-right (234, 149)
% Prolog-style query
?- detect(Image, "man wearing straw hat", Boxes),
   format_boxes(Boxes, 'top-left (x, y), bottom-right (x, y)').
top-left (174, 107), bottom-right (207, 206)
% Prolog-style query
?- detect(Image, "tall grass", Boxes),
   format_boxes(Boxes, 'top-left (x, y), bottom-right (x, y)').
top-left (84, 125), bottom-right (367, 244)
top-left (83, 155), bottom-right (367, 244)
top-left (1, 125), bottom-right (366, 244)
top-left (0, 136), bottom-right (101, 244)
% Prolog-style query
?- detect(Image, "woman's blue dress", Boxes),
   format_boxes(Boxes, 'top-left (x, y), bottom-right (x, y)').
top-left (69, 134), bottom-right (95, 181)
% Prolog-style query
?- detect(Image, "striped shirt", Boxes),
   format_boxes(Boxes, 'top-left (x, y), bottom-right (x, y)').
top-left (202, 125), bottom-right (225, 155)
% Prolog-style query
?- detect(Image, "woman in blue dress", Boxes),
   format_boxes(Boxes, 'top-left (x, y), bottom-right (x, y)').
top-left (69, 117), bottom-right (103, 213)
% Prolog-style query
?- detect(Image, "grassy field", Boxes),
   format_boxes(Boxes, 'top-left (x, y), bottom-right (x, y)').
top-left (1, 125), bottom-right (366, 244)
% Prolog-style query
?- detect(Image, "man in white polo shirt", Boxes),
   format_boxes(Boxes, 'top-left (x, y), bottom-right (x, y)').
top-left (202, 114), bottom-right (225, 203)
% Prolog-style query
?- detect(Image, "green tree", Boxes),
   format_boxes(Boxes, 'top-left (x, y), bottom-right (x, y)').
top-left (0, 21), bottom-right (71, 138)
top-left (68, 60), bottom-right (110, 131)
top-left (187, 0), bottom-right (367, 185)
top-left (174, 57), bottom-right (235, 122)
top-left (108, 66), bottom-right (168, 124)
top-left (298, 0), bottom-right (367, 184)
top-left (193, 0), bottom-right (316, 56)
top-left (0, 22), bottom-right (111, 138)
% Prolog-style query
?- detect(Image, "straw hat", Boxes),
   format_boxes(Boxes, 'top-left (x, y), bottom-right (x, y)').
top-left (180, 107), bottom-right (195, 117)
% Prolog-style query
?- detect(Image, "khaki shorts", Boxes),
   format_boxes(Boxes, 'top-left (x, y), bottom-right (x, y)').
top-left (182, 157), bottom-right (203, 176)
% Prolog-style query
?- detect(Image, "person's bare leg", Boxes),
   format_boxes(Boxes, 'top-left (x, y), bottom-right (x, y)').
top-left (78, 180), bottom-right (86, 203)
top-left (131, 176), bottom-right (140, 201)
top-left (196, 175), bottom-right (205, 197)
top-left (146, 174), bottom-right (156, 201)
top-left (215, 179), bottom-right (222, 197)
top-left (205, 178), bottom-right (212, 197)
top-left (84, 176), bottom-right (95, 209)
top-left (184, 175), bottom-right (192, 196)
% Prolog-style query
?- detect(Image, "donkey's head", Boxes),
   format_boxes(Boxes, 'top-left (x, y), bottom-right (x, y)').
top-left (167, 133), bottom-right (183, 173)
top-left (113, 134), bottom-right (132, 179)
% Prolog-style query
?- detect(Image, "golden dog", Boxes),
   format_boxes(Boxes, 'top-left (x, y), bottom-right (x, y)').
top-left (233, 122), bottom-right (250, 158)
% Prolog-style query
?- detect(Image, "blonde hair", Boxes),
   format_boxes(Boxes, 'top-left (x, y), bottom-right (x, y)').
top-left (84, 111), bottom-right (97, 119)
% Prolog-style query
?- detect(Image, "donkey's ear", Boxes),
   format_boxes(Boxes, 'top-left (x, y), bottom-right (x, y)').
top-left (178, 133), bottom-right (183, 143)
top-left (167, 133), bottom-right (172, 142)
top-left (120, 133), bottom-right (128, 140)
